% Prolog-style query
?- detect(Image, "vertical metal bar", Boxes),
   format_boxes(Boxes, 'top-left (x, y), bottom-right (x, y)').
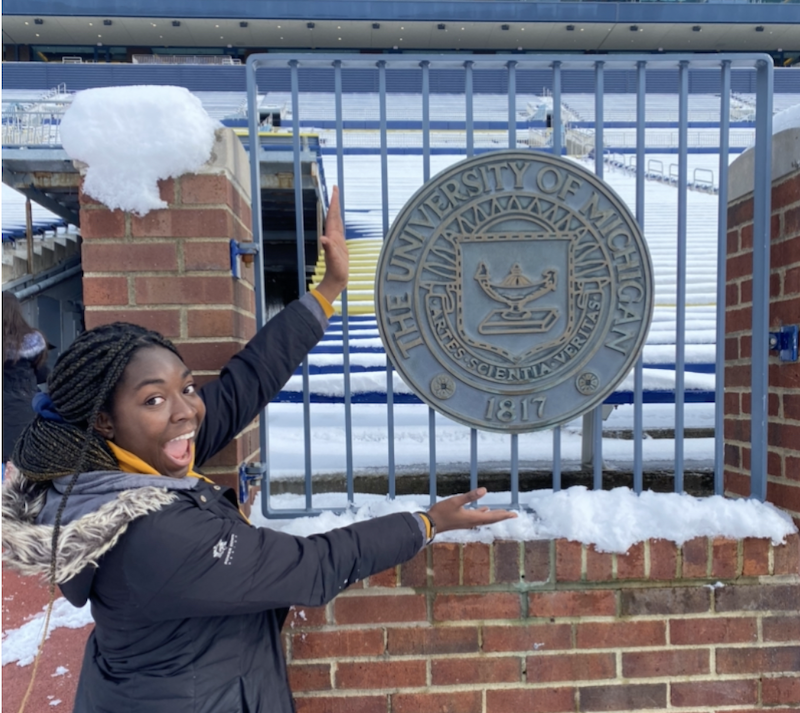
top-left (246, 58), bottom-right (273, 517)
top-left (465, 61), bottom-right (474, 158)
top-left (750, 58), bottom-right (773, 502)
top-left (378, 60), bottom-right (396, 498)
top-left (421, 61), bottom-right (431, 181)
top-left (507, 61), bottom-right (517, 149)
top-left (510, 434), bottom-right (519, 508)
top-left (715, 60), bottom-right (731, 497)
top-left (551, 60), bottom-right (562, 156)
top-left (25, 198), bottom-right (34, 274)
top-left (675, 60), bottom-right (689, 492)
top-left (334, 60), bottom-right (355, 505)
top-left (429, 408), bottom-right (437, 508)
top-left (593, 408), bottom-right (603, 490)
top-left (470, 428), bottom-right (478, 492)
top-left (552, 428), bottom-right (562, 492)
top-left (591, 63), bottom-right (606, 497)
top-left (420, 60), bottom-right (436, 499)
top-left (590, 61), bottom-right (605, 497)
top-left (595, 61), bottom-right (604, 178)
top-left (633, 60), bottom-right (647, 494)
top-left (290, 60), bottom-right (314, 510)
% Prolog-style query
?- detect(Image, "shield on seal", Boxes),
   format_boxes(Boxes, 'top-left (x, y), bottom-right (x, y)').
top-left (456, 233), bottom-right (575, 363)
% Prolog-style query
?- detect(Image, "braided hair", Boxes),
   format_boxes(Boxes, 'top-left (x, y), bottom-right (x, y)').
top-left (13, 322), bottom-right (181, 480)
top-left (11, 322), bottom-right (182, 713)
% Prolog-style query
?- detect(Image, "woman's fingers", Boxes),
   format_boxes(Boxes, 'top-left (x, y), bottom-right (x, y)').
top-left (315, 187), bottom-right (349, 303)
top-left (428, 488), bottom-right (517, 533)
top-left (326, 186), bottom-right (343, 235)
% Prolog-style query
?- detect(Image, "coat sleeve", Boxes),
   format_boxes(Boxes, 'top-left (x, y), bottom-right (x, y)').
top-left (120, 504), bottom-right (424, 620)
top-left (193, 298), bottom-right (325, 465)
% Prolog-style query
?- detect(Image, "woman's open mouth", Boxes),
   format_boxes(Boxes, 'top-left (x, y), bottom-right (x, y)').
top-left (164, 430), bottom-right (195, 467)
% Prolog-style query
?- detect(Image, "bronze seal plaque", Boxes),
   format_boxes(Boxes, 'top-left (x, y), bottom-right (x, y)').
top-left (375, 151), bottom-right (653, 433)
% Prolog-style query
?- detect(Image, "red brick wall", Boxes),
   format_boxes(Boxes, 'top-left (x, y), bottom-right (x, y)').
top-left (725, 169), bottom-right (800, 525)
top-left (79, 130), bottom-right (257, 499)
top-left (286, 536), bottom-right (800, 712)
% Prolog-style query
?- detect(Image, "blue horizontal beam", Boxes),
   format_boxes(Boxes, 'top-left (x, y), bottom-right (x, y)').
top-left (5, 0), bottom-right (799, 24)
top-left (294, 362), bottom-right (716, 376)
top-left (274, 389), bottom-right (716, 405)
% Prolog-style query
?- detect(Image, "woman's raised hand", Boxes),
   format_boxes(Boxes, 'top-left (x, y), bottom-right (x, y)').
top-left (315, 186), bottom-right (349, 304)
top-left (427, 487), bottom-right (517, 534)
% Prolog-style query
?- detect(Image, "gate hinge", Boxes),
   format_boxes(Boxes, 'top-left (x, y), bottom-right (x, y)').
top-left (769, 325), bottom-right (798, 363)
top-left (230, 239), bottom-right (259, 279)
top-left (238, 462), bottom-right (266, 503)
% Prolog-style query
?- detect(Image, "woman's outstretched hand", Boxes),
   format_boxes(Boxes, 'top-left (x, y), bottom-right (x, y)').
top-left (315, 186), bottom-right (349, 304)
top-left (427, 488), bottom-right (518, 534)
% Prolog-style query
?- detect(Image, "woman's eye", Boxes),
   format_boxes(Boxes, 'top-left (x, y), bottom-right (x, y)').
top-left (145, 396), bottom-right (165, 406)
top-left (184, 384), bottom-right (196, 395)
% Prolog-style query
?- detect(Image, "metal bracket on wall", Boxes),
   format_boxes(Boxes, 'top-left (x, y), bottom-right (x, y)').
top-left (238, 462), bottom-right (266, 504)
top-left (230, 239), bottom-right (259, 279)
top-left (769, 325), bottom-right (799, 363)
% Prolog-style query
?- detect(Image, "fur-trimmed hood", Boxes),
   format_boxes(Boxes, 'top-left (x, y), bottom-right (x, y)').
top-left (2, 471), bottom-right (197, 605)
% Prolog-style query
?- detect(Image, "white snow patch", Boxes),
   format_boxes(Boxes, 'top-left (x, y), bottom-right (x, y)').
top-left (1, 598), bottom-right (93, 667)
top-left (253, 486), bottom-right (796, 555)
top-left (59, 86), bottom-right (219, 216)
top-left (51, 666), bottom-right (69, 677)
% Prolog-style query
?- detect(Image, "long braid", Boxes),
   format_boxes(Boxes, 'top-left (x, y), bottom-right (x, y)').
top-left (12, 322), bottom-right (182, 713)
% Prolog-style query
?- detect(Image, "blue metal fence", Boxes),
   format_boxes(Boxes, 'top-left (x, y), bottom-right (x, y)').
top-left (245, 53), bottom-right (773, 517)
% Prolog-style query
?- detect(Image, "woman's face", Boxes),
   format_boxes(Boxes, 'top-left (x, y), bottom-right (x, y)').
top-left (96, 346), bottom-right (206, 478)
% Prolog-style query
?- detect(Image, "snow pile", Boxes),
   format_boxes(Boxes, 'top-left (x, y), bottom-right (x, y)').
top-left (254, 485), bottom-right (797, 554)
top-left (60, 86), bottom-right (219, 216)
top-left (2, 598), bottom-right (93, 667)
top-left (525, 487), bottom-right (796, 552)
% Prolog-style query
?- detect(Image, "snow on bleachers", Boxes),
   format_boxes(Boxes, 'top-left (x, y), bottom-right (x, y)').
top-left (737, 93), bottom-right (800, 115)
top-left (260, 92), bottom-right (546, 124)
top-left (561, 94), bottom-right (725, 124)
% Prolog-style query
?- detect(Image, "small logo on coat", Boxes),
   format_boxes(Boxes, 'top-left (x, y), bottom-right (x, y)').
top-left (212, 534), bottom-right (237, 565)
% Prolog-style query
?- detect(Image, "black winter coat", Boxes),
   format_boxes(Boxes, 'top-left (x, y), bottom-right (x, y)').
top-left (1, 298), bottom-right (424, 713)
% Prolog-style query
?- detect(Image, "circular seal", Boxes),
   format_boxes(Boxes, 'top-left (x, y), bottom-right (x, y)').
top-left (375, 150), bottom-right (653, 433)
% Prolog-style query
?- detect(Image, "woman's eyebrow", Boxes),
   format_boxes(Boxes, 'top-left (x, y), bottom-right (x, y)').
top-left (133, 370), bottom-right (191, 391)
top-left (133, 377), bottom-right (166, 391)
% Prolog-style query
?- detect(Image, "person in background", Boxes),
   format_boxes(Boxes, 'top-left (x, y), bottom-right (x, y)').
top-left (2, 187), bottom-right (516, 713)
top-left (3, 292), bottom-right (49, 465)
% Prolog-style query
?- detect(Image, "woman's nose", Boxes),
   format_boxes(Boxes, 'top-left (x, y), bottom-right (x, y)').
top-left (172, 394), bottom-right (198, 421)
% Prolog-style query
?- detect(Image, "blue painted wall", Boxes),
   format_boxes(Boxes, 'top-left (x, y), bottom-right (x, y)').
top-left (4, 63), bottom-right (800, 94)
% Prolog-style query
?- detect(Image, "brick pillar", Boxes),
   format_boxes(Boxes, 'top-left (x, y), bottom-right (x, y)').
top-left (79, 128), bottom-right (258, 504)
top-left (725, 126), bottom-right (800, 526)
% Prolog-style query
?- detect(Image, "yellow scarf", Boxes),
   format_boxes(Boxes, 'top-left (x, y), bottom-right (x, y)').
top-left (107, 441), bottom-right (250, 523)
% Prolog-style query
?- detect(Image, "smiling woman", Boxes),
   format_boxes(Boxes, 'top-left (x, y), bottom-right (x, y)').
top-left (1, 186), bottom-right (515, 713)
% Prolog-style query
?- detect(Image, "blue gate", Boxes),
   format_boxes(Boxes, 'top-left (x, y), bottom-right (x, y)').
top-left (244, 53), bottom-right (773, 517)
